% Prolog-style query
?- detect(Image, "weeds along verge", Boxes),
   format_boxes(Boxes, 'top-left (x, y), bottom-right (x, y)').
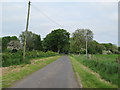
top-left (2, 51), bottom-right (58, 67)
top-left (71, 54), bottom-right (118, 86)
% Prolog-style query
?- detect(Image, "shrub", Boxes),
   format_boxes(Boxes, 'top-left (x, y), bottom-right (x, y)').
top-left (2, 50), bottom-right (58, 67)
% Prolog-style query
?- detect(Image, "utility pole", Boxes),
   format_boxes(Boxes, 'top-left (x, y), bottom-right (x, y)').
top-left (86, 30), bottom-right (88, 58)
top-left (23, 1), bottom-right (31, 61)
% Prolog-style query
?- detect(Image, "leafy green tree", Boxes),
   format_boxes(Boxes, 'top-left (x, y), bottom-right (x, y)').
top-left (0, 38), bottom-right (2, 53)
top-left (2, 36), bottom-right (19, 52)
top-left (70, 29), bottom-right (93, 54)
top-left (88, 40), bottom-right (105, 54)
top-left (101, 43), bottom-right (118, 54)
top-left (43, 29), bottom-right (70, 53)
top-left (19, 31), bottom-right (42, 51)
top-left (118, 47), bottom-right (120, 52)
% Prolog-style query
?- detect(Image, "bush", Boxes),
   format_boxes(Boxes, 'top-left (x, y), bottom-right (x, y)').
top-left (2, 50), bottom-right (58, 67)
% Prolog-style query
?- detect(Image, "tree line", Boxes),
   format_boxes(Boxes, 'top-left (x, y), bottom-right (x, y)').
top-left (1, 28), bottom-right (119, 54)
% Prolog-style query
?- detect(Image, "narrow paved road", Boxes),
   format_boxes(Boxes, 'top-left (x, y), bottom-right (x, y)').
top-left (11, 56), bottom-right (79, 88)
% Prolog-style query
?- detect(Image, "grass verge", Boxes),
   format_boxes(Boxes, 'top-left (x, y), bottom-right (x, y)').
top-left (2, 55), bottom-right (61, 88)
top-left (69, 56), bottom-right (117, 88)
top-left (72, 55), bottom-right (118, 86)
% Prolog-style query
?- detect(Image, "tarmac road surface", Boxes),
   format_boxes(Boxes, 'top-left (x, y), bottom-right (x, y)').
top-left (11, 56), bottom-right (79, 88)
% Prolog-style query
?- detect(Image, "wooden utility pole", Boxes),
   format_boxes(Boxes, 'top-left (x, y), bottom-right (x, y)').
top-left (23, 1), bottom-right (31, 61)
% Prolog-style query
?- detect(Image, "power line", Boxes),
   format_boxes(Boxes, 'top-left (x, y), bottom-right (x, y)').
top-left (31, 3), bottom-right (63, 28)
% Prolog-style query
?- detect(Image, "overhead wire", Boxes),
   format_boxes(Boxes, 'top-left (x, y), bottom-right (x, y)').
top-left (31, 3), bottom-right (64, 28)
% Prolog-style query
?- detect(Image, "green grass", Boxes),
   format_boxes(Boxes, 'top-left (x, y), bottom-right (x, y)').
top-left (69, 55), bottom-right (117, 88)
top-left (0, 76), bottom-right (2, 90)
top-left (2, 55), bottom-right (61, 88)
top-left (72, 54), bottom-right (118, 86)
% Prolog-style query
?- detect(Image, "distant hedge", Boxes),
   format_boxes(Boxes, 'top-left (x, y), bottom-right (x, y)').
top-left (2, 51), bottom-right (58, 67)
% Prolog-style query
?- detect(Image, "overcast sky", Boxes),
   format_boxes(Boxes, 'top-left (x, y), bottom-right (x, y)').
top-left (1, 1), bottom-right (118, 46)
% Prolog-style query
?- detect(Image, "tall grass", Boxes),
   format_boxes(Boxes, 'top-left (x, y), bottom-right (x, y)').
top-left (69, 56), bottom-right (117, 88)
top-left (2, 51), bottom-right (58, 67)
top-left (72, 54), bottom-right (118, 86)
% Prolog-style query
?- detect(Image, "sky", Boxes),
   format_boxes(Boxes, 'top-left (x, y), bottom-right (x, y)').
top-left (0, 1), bottom-right (119, 46)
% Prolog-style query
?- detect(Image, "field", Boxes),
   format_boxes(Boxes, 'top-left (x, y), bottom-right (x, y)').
top-left (2, 55), bottom-right (61, 88)
top-left (69, 54), bottom-right (118, 88)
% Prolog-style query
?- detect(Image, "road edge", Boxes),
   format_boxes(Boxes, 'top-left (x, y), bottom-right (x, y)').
top-left (68, 56), bottom-right (83, 88)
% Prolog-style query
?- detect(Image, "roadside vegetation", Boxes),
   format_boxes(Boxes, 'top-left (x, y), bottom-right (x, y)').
top-left (2, 51), bottom-right (58, 67)
top-left (2, 55), bottom-right (61, 88)
top-left (70, 55), bottom-right (118, 88)
top-left (1, 28), bottom-right (119, 88)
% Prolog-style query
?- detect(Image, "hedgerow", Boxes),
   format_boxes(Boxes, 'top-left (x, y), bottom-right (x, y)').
top-left (2, 51), bottom-right (58, 67)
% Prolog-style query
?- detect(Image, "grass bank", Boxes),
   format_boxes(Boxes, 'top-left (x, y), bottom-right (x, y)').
top-left (2, 55), bottom-right (61, 88)
top-left (69, 55), bottom-right (117, 88)
top-left (71, 54), bottom-right (118, 86)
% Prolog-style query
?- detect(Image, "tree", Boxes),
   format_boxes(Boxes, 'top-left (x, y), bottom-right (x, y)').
top-left (19, 31), bottom-right (42, 51)
top-left (118, 47), bottom-right (120, 52)
top-left (7, 40), bottom-right (21, 53)
top-left (2, 36), bottom-right (19, 52)
top-left (43, 29), bottom-right (70, 53)
top-left (101, 43), bottom-right (118, 54)
top-left (88, 40), bottom-right (105, 54)
top-left (70, 29), bottom-right (93, 54)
